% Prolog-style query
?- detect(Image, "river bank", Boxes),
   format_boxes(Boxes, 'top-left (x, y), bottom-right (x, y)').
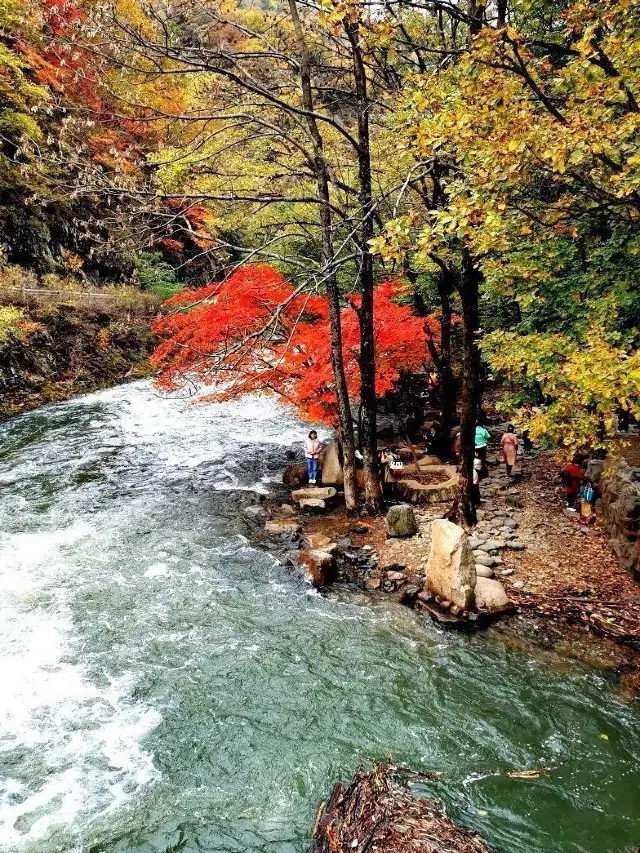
top-left (0, 300), bottom-right (157, 420)
top-left (259, 436), bottom-right (640, 698)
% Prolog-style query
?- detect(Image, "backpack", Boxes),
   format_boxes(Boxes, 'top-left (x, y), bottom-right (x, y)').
top-left (582, 484), bottom-right (594, 503)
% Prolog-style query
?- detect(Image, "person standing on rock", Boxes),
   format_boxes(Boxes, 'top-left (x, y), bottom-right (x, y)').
top-left (304, 430), bottom-right (323, 485)
top-left (500, 425), bottom-right (518, 477)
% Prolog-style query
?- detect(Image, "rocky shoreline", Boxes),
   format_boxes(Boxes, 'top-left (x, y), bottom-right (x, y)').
top-left (244, 433), bottom-right (640, 698)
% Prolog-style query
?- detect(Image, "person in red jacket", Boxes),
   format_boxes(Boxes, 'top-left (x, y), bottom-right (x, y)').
top-left (561, 458), bottom-right (584, 510)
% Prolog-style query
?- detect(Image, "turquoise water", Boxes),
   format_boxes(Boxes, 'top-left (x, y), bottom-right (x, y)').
top-left (0, 382), bottom-right (638, 853)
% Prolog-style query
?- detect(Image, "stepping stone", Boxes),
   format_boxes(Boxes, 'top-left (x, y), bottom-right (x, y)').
top-left (473, 551), bottom-right (495, 567)
top-left (475, 564), bottom-right (494, 578)
top-left (479, 539), bottom-right (507, 552)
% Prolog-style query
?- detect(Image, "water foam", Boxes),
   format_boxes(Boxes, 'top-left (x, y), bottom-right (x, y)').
top-left (0, 522), bottom-right (161, 851)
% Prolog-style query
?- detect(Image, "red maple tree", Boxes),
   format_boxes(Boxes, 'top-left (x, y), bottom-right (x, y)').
top-left (151, 263), bottom-right (440, 425)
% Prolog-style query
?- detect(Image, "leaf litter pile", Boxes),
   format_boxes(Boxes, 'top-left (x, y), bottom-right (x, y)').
top-left (312, 764), bottom-right (490, 853)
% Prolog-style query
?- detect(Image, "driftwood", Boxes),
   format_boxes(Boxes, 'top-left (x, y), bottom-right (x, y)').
top-left (311, 763), bottom-right (491, 853)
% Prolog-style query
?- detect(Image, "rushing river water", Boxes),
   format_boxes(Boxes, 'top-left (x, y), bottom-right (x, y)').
top-left (0, 382), bottom-right (639, 853)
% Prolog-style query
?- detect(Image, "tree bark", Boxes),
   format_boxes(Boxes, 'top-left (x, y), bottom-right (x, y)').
top-left (288, 0), bottom-right (357, 511)
top-left (457, 247), bottom-right (483, 527)
top-left (346, 17), bottom-right (382, 513)
top-left (436, 268), bottom-right (457, 460)
top-left (468, 1), bottom-right (485, 37)
top-left (497, 0), bottom-right (508, 27)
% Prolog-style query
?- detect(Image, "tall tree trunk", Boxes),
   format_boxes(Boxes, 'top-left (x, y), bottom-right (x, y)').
top-left (468, 1), bottom-right (485, 37)
top-left (436, 269), bottom-right (456, 460)
top-left (421, 256), bottom-right (458, 461)
top-left (497, 0), bottom-right (508, 27)
top-left (457, 247), bottom-right (483, 527)
top-left (346, 17), bottom-right (382, 513)
top-left (288, 0), bottom-right (357, 510)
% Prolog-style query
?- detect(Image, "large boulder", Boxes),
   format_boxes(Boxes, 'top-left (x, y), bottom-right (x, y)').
top-left (474, 577), bottom-right (509, 613)
top-left (283, 463), bottom-right (307, 487)
top-left (300, 549), bottom-right (336, 586)
top-left (385, 504), bottom-right (418, 537)
top-left (424, 520), bottom-right (476, 610)
top-left (584, 458), bottom-right (606, 484)
top-left (320, 438), bottom-right (343, 485)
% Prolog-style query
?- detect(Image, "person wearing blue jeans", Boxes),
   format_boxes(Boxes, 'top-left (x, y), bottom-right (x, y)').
top-left (304, 430), bottom-right (322, 485)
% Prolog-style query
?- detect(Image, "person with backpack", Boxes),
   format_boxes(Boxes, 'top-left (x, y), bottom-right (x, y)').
top-left (561, 458), bottom-right (584, 510)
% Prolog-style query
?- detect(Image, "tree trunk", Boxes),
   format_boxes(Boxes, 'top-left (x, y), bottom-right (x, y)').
top-left (436, 269), bottom-right (456, 460)
top-left (288, 0), bottom-right (357, 511)
top-left (457, 247), bottom-right (483, 527)
top-left (346, 18), bottom-right (382, 513)
top-left (468, 1), bottom-right (485, 37)
top-left (497, 0), bottom-right (508, 27)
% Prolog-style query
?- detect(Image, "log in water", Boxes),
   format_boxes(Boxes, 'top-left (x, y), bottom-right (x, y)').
top-left (0, 381), bottom-right (638, 853)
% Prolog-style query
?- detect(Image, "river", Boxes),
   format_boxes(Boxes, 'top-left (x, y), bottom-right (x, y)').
top-left (0, 381), bottom-right (638, 853)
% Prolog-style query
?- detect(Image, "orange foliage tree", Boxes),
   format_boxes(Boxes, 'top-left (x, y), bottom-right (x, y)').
top-left (151, 263), bottom-right (439, 426)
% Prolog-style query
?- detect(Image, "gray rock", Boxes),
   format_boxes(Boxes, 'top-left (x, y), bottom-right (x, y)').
top-left (265, 518), bottom-right (302, 535)
top-left (386, 504), bottom-right (418, 537)
top-left (505, 540), bottom-right (526, 550)
top-left (292, 486), bottom-right (337, 502)
top-left (479, 539), bottom-right (507, 552)
top-left (584, 458), bottom-right (605, 484)
top-left (473, 551), bottom-right (495, 567)
top-left (502, 518), bottom-right (518, 529)
top-left (299, 498), bottom-right (326, 509)
top-left (475, 564), bottom-right (494, 578)
top-left (244, 504), bottom-right (268, 518)
top-left (499, 568), bottom-right (514, 577)
top-left (475, 577), bottom-right (509, 613)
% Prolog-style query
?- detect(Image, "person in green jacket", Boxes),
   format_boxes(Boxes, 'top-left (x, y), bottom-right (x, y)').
top-left (475, 422), bottom-right (490, 462)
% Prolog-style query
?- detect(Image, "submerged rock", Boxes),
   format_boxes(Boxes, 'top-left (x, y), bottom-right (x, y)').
top-left (300, 549), bottom-right (337, 587)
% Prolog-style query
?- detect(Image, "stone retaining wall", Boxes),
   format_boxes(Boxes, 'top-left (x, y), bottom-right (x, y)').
top-left (596, 459), bottom-right (640, 579)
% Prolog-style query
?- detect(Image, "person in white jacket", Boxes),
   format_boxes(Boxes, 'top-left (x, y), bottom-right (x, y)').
top-left (304, 430), bottom-right (323, 484)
